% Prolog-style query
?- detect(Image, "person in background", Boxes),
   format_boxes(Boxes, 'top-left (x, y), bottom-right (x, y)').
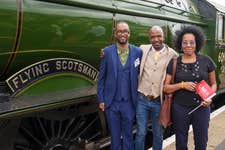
top-left (135, 25), bottom-right (177, 150)
top-left (97, 21), bottom-right (142, 150)
top-left (163, 25), bottom-right (217, 150)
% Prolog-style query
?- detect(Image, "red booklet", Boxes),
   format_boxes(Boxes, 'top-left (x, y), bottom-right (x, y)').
top-left (196, 80), bottom-right (216, 101)
top-left (188, 80), bottom-right (216, 115)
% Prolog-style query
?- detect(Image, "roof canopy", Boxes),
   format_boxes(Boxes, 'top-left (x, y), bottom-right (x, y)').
top-left (207, 0), bottom-right (225, 14)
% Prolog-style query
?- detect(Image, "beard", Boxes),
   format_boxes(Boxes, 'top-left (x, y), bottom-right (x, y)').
top-left (152, 43), bottom-right (163, 50)
top-left (116, 38), bottom-right (128, 45)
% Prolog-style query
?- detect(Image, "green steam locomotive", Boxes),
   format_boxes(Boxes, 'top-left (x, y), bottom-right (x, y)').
top-left (0, 0), bottom-right (224, 149)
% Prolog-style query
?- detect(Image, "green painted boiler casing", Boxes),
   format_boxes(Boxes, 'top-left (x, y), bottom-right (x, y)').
top-left (0, 0), bottom-right (116, 97)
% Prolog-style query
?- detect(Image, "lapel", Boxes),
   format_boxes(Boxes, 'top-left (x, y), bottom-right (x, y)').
top-left (140, 45), bottom-right (152, 77)
top-left (129, 44), bottom-right (134, 71)
top-left (129, 45), bottom-right (135, 86)
top-left (111, 44), bottom-right (118, 78)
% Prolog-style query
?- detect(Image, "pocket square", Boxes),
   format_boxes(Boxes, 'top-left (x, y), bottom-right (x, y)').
top-left (134, 58), bottom-right (140, 67)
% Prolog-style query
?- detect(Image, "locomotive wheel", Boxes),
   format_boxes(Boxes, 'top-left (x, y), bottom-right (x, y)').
top-left (13, 108), bottom-right (106, 150)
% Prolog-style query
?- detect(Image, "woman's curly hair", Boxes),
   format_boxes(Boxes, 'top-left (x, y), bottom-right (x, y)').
top-left (175, 25), bottom-right (205, 53)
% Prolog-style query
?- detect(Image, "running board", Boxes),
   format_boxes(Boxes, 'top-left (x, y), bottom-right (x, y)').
top-left (0, 85), bottom-right (97, 119)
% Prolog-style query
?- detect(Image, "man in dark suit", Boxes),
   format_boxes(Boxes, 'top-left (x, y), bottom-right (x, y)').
top-left (97, 21), bottom-right (142, 150)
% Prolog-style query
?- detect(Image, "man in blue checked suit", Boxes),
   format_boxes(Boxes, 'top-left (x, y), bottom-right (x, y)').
top-left (97, 21), bottom-right (142, 150)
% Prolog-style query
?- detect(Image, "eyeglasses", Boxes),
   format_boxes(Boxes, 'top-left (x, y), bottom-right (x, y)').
top-left (182, 41), bottom-right (196, 46)
top-left (116, 30), bottom-right (129, 35)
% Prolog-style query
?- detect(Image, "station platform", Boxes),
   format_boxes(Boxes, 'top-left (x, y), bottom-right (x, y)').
top-left (161, 105), bottom-right (225, 150)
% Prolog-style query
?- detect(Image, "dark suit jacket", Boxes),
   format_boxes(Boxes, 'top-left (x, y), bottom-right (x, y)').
top-left (97, 44), bottom-right (142, 108)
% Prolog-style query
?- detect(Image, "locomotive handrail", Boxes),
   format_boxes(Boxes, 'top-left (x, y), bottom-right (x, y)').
top-left (38, 0), bottom-right (207, 26)
top-left (119, 0), bottom-right (204, 19)
top-left (115, 7), bottom-right (207, 26)
top-left (37, 0), bottom-right (117, 13)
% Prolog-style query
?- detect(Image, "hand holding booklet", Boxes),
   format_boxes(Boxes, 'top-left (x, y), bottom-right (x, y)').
top-left (195, 80), bottom-right (216, 101)
top-left (188, 80), bottom-right (216, 115)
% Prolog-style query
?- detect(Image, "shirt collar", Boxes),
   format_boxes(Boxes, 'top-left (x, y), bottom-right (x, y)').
top-left (117, 43), bottom-right (129, 54)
